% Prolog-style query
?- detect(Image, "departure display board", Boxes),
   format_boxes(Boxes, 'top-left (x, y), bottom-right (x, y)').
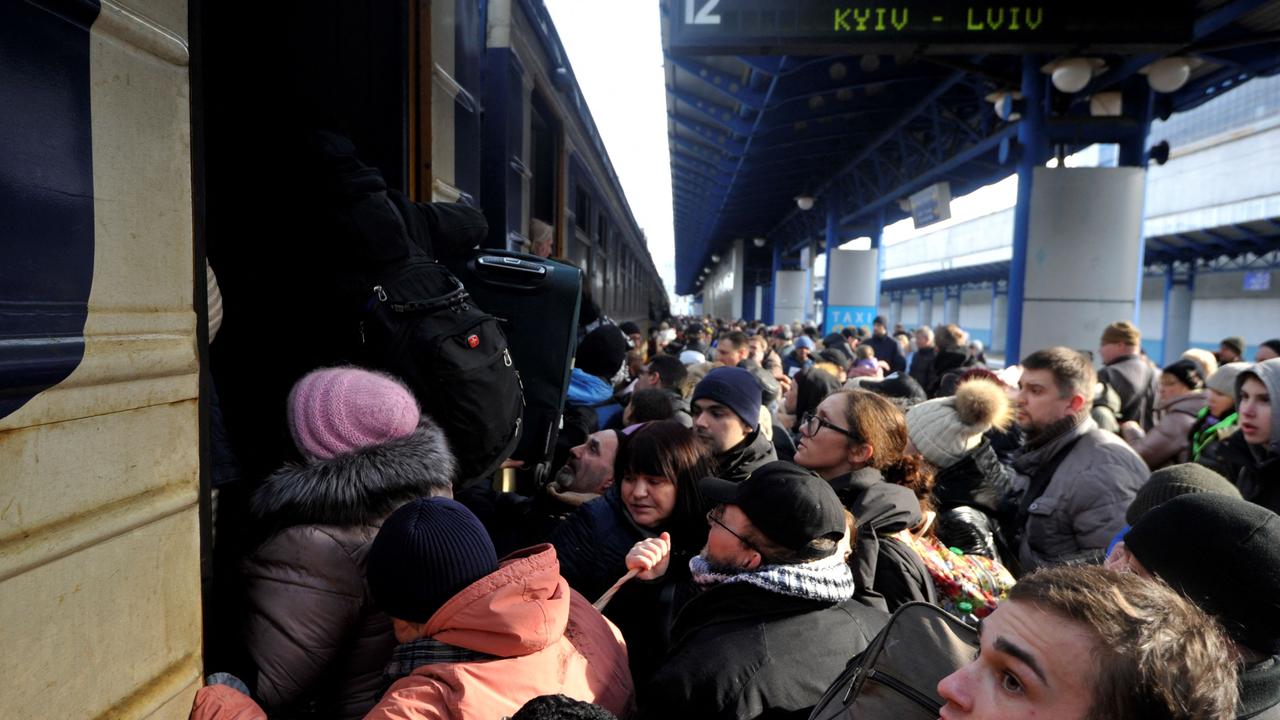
top-left (667, 0), bottom-right (1195, 54)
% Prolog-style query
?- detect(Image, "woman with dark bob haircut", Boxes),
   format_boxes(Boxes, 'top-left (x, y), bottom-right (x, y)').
top-left (550, 421), bottom-right (715, 682)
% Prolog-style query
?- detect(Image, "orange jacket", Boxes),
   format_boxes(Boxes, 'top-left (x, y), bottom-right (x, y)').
top-left (190, 545), bottom-right (632, 720)
top-left (365, 543), bottom-right (632, 720)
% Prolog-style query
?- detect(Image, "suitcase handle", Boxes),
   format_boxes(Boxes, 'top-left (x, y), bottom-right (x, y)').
top-left (473, 255), bottom-right (550, 288)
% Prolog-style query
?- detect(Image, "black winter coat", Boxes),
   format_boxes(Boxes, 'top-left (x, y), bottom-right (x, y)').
top-left (930, 348), bottom-right (980, 398)
top-left (1216, 431), bottom-right (1280, 516)
top-left (829, 468), bottom-right (936, 611)
top-left (867, 334), bottom-right (906, 373)
top-left (638, 583), bottom-right (888, 720)
top-left (908, 346), bottom-right (938, 394)
top-left (933, 439), bottom-right (1013, 560)
top-left (550, 486), bottom-right (652, 600)
top-left (716, 427), bottom-right (779, 483)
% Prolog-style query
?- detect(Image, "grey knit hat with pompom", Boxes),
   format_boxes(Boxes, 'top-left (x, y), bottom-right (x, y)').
top-left (906, 378), bottom-right (1011, 468)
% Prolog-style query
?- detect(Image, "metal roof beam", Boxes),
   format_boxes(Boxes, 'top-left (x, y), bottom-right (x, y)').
top-left (668, 112), bottom-right (747, 155)
top-left (668, 88), bottom-right (755, 136)
top-left (736, 55), bottom-right (785, 75)
top-left (838, 123), bottom-right (1017, 227)
top-left (670, 135), bottom-right (737, 166)
top-left (769, 70), bottom-right (968, 237)
top-left (668, 56), bottom-right (765, 110)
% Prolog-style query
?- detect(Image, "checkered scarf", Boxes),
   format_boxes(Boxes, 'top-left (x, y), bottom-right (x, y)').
top-left (382, 637), bottom-right (495, 688)
top-left (689, 551), bottom-right (855, 603)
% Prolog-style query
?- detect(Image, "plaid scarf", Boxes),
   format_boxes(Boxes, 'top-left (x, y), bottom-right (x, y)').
top-left (689, 552), bottom-right (855, 603)
top-left (382, 637), bottom-right (496, 688)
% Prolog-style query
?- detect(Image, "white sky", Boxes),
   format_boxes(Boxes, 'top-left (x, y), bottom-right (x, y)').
top-left (543, 0), bottom-right (678, 303)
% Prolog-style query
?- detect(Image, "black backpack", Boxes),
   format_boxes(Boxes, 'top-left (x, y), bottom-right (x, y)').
top-left (358, 245), bottom-right (524, 485)
top-left (315, 132), bottom-right (523, 485)
top-left (809, 602), bottom-right (978, 719)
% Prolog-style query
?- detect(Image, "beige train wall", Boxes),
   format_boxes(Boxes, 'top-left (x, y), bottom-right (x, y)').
top-left (0, 1), bottom-right (202, 718)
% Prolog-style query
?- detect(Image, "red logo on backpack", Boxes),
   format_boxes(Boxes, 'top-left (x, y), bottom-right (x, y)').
top-left (467, 334), bottom-right (480, 348)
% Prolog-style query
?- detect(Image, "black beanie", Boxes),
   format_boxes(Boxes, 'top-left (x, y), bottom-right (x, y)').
top-left (1162, 359), bottom-right (1203, 390)
top-left (577, 325), bottom-right (630, 380)
top-left (367, 497), bottom-right (498, 623)
top-left (1124, 493), bottom-right (1280, 654)
top-left (1125, 463), bottom-right (1241, 526)
top-left (691, 366), bottom-right (762, 429)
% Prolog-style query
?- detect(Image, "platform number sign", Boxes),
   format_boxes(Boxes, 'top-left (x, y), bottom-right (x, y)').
top-left (685, 0), bottom-right (721, 25)
top-left (1244, 271), bottom-right (1271, 292)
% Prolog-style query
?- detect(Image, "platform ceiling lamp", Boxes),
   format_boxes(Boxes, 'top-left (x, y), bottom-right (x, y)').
top-left (1043, 57), bottom-right (1105, 94)
top-left (1143, 57), bottom-right (1193, 94)
top-left (753, 237), bottom-right (767, 248)
top-left (985, 90), bottom-right (1023, 121)
top-left (795, 193), bottom-right (816, 211)
top-left (710, 253), bottom-right (721, 263)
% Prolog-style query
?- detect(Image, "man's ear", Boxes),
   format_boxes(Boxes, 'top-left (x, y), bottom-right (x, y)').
top-left (1067, 392), bottom-right (1088, 415)
top-left (742, 550), bottom-right (763, 571)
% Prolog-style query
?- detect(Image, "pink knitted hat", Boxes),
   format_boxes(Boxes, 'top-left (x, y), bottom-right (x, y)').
top-left (287, 367), bottom-right (421, 461)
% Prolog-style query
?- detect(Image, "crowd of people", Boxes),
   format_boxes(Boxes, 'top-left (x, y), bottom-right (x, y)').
top-left (192, 313), bottom-right (1280, 720)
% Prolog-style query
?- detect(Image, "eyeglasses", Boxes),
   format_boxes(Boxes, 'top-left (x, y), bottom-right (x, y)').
top-left (707, 506), bottom-right (757, 550)
top-left (799, 412), bottom-right (860, 441)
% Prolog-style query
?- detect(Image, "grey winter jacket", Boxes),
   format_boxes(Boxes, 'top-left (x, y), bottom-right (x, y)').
top-left (1010, 417), bottom-right (1149, 573)
top-left (241, 424), bottom-right (456, 720)
top-left (1122, 390), bottom-right (1208, 469)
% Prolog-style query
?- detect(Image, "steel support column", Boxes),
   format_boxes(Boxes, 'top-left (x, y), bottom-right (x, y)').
top-left (919, 288), bottom-right (934, 327)
top-left (944, 285), bottom-right (961, 326)
top-left (990, 283), bottom-right (1009, 355)
top-left (1005, 55), bottom-right (1048, 364)
top-left (823, 206), bottom-right (839, 328)
top-left (1161, 266), bottom-right (1195, 366)
top-left (1119, 80), bottom-right (1155, 326)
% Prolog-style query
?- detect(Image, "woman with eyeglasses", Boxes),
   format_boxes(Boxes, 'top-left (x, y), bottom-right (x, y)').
top-left (549, 420), bottom-right (715, 682)
top-left (782, 365), bottom-right (841, 442)
top-left (792, 389), bottom-right (938, 612)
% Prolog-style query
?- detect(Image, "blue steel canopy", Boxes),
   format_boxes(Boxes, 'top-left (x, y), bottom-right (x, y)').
top-left (664, 0), bottom-right (1280, 296)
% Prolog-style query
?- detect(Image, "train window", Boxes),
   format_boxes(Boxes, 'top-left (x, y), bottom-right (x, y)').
top-left (529, 92), bottom-right (558, 230)
top-left (575, 186), bottom-right (591, 232)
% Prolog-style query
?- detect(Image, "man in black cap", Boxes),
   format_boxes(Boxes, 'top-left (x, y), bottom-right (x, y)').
top-left (628, 462), bottom-right (889, 720)
top-left (865, 316), bottom-right (906, 373)
top-left (1108, 493), bottom-right (1280, 720)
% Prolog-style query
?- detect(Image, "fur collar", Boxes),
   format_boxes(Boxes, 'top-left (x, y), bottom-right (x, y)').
top-left (250, 423), bottom-right (456, 529)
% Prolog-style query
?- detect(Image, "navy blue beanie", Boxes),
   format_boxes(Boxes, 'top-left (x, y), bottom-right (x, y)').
top-left (367, 497), bottom-right (498, 623)
top-left (692, 366), bottom-right (762, 430)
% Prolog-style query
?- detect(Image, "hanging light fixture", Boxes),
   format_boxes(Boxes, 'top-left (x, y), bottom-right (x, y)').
top-left (795, 194), bottom-right (815, 211)
top-left (753, 237), bottom-right (767, 248)
top-left (1143, 57), bottom-right (1192, 94)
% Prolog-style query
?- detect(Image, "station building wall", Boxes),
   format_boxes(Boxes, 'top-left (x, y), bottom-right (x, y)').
top-left (1139, 270), bottom-right (1280, 362)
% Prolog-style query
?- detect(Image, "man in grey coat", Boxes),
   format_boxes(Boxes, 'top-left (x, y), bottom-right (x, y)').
top-left (1009, 347), bottom-right (1149, 574)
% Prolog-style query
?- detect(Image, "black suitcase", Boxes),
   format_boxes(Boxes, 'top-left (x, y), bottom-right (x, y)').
top-left (446, 249), bottom-right (582, 478)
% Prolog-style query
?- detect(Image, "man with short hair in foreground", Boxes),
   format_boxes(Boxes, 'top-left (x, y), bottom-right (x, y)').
top-left (937, 564), bottom-right (1238, 720)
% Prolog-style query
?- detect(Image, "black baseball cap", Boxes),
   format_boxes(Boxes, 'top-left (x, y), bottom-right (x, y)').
top-left (699, 461), bottom-right (846, 552)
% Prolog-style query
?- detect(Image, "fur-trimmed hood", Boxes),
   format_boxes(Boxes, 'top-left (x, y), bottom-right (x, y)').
top-left (251, 423), bottom-right (457, 530)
